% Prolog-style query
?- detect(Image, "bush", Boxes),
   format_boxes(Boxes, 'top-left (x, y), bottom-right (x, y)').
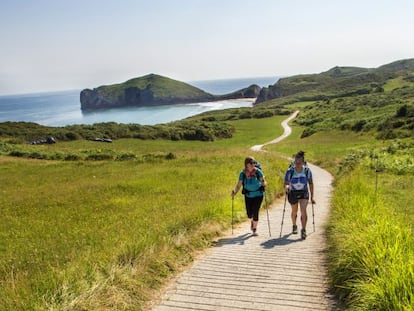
top-left (396, 105), bottom-right (408, 117)
top-left (301, 127), bottom-right (316, 138)
top-left (28, 152), bottom-right (47, 159)
top-left (165, 152), bottom-right (176, 160)
top-left (9, 150), bottom-right (27, 157)
top-left (65, 131), bottom-right (80, 140)
top-left (201, 116), bottom-right (217, 121)
top-left (116, 153), bottom-right (137, 161)
top-left (85, 153), bottom-right (114, 161)
top-left (351, 120), bottom-right (366, 132)
top-left (239, 111), bottom-right (252, 119)
top-left (64, 154), bottom-right (82, 161)
top-left (252, 110), bottom-right (273, 118)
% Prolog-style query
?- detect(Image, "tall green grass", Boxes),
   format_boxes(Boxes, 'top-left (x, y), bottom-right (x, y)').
top-left (327, 167), bottom-right (414, 310)
top-left (0, 115), bottom-right (288, 310)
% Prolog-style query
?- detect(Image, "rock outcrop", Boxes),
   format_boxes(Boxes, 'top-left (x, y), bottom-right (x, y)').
top-left (218, 84), bottom-right (261, 100)
top-left (80, 74), bottom-right (261, 110)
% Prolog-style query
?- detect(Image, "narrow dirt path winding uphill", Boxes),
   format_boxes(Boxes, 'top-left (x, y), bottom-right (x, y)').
top-left (250, 110), bottom-right (299, 152)
top-left (150, 111), bottom-right (337, 311)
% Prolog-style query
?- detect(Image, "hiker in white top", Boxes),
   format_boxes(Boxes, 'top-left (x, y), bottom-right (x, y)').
top-left (284, 151), bottom-right (315, 240)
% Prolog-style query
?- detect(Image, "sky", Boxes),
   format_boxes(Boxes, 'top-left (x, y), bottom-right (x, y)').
top-left (1, 0), bottom-right (414, 95)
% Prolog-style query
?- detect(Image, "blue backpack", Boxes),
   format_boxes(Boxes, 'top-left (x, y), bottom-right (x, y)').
top-left (287, 165), bottom-right (311, 182)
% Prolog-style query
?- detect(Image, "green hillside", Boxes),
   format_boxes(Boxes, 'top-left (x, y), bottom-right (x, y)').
top-left (256, 58), bottom-right (414, 140)
top-left (256, 58), bottom-right (414, 103)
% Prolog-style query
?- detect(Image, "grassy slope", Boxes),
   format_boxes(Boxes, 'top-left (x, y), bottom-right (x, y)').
top-left (259, 76), bottom-right (414, 141)
top-left (0, 115), bottom-right (288, 310)
top-left (257, 58), bottom-right (414, 104)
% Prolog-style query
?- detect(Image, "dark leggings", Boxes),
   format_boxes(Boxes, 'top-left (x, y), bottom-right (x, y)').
top-left (244, 196), bottom-right (263, 221)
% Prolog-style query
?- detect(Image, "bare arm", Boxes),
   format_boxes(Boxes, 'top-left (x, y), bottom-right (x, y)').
top-left (309, 182), bottom-right (315, 203)
top-left (232, 180), bottom-right (243, 198)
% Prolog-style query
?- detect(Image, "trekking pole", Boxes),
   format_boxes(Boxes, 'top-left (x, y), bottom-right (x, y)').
top-left (231, 196), bottom-right (234, 235)
top-left (280, 193), bottom-right (287, 238)
top-left (264, 192), bottom-right (271, 237)
top-left (312, 201), bottom-right (315, 232)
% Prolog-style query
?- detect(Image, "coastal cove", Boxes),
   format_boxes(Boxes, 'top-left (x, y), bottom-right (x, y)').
top-left (0, 77), bottom-right (278, 127)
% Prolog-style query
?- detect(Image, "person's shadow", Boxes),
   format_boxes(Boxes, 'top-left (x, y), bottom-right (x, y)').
top-left (260, 233), bottom-right (302, 249)
top-left (212, 233), bottom-right (253, 246)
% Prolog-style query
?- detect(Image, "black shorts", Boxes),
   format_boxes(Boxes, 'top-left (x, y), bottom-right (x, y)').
top-left (288, 190), bottom-right (309, 205)
top-left (244, 196), bottom-right (263, 221)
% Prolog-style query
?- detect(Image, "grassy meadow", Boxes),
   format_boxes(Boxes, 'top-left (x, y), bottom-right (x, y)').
top-left (0, 115), bottom-right (288, 310)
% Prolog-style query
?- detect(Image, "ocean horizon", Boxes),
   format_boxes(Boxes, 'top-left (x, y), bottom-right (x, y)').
top-left (0, 76), bottom-right (279, 126)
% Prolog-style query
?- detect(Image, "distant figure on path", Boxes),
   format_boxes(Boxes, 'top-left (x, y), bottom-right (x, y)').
top-left (284, 151), bottom-right (315, 240)
top-left (232, 156), bottom-right (267, 236)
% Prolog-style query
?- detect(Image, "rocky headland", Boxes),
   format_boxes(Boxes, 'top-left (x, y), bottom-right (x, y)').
top-left (80, 74), bottom-right (261, 110)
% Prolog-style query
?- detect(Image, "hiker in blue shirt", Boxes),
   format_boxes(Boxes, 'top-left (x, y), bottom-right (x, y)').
top-left (284, 151), bottom-right (315, 240)
top-left (232, 156), bottom-right (267, 236)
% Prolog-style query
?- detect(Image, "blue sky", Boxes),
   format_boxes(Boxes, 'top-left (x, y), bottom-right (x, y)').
top-left (1, 0), bottom-right (413, 95)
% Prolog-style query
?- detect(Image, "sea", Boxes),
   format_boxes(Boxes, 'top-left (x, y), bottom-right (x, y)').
top-left (0, 77), bottom-right (279, 126)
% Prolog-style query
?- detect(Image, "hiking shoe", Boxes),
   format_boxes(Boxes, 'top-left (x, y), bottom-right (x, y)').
top-left (301, 229), bottom-right (307, 240)
top-left (252, 228), bottom-right (258, 236)
top-left (292, 225), bottom-right (298, 234)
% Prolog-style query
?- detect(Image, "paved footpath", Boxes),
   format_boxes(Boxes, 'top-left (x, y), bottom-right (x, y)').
top-left (150, 113), bottom-right (337, 311)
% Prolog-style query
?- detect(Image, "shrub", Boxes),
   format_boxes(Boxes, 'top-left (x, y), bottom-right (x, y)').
top-left (65, 131), bottom-right (80, 140)
top-left (239, 111), bottom-right (252, 119)
top-left (9, 150), bottom-right (27, 157)
top-left (64, 154), bottom-right (82, 161)
top-left (116, 153), bottom-right (137, 161)
top-left (301, 127), bottom-right (316, 138)
top-left (252, 110), bottom-right (273, 118)
top-left (48, 153), bottom-right (64, 160)
top-left (28, 152), bottom-right (47, 159)
top-left (85, 153), bottom-right (114, 161)
top-left (201, 116), bottom-right (217, 121)
top-left (165, 152), bottom-right (176, 160)
top-left (351, 120), bottom-right (366, 132)
top-left (396, 105), bottom-right (408, 117)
